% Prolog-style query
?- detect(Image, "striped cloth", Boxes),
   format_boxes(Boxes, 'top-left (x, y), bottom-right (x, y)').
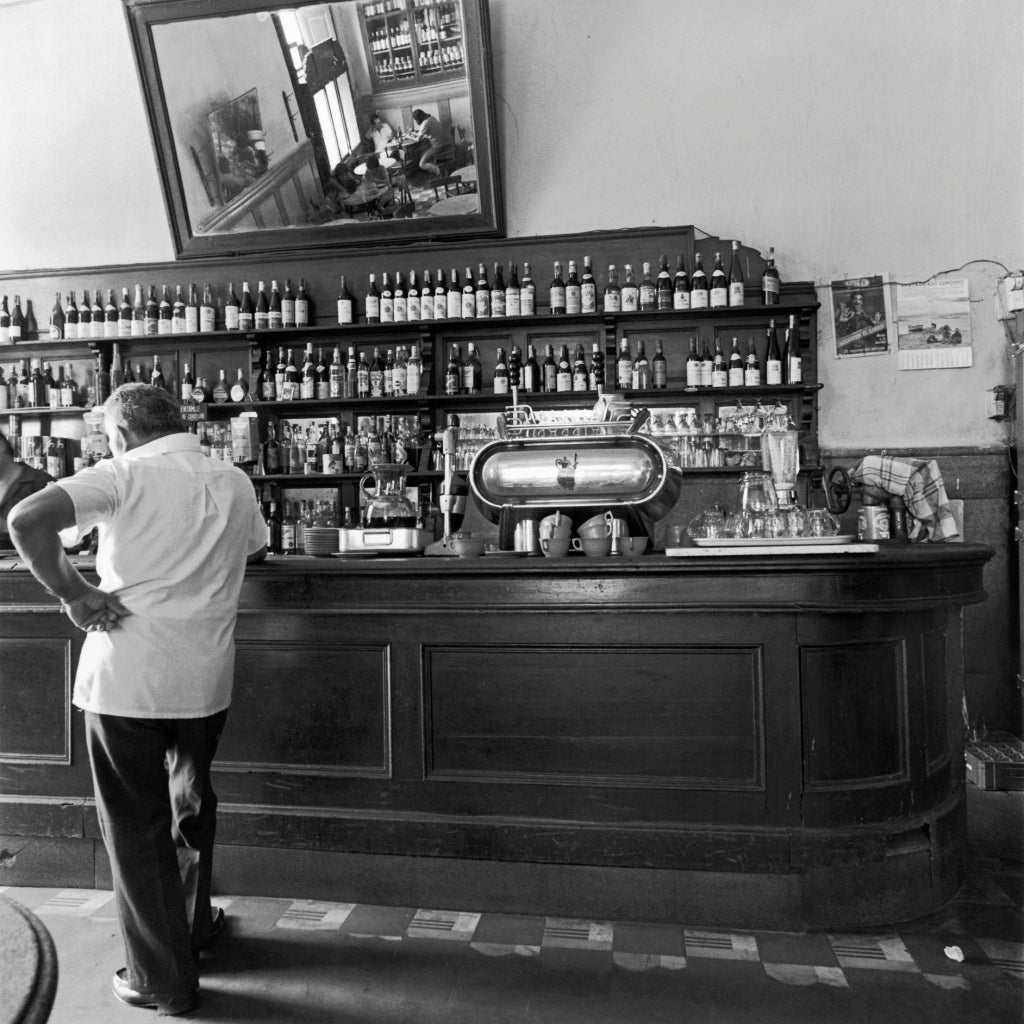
top-left (850, 456), bottom-right (960, 542)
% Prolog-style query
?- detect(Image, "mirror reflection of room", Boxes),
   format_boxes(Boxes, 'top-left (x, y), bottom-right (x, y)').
top-left (153, 0), bottom-right (480, 236)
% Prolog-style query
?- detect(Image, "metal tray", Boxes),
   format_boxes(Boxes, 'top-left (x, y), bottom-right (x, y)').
top-left (337, 527), bottom-right (432, 555)
top-left (692, 535), bottom-right (857, 547)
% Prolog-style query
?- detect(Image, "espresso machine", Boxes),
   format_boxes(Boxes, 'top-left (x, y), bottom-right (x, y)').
top-left (424, 413), bottom-right (469, 556)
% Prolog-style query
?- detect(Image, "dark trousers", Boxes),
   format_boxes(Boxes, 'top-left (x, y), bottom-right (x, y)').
top-left (84, 709), bottom-right (228, 997)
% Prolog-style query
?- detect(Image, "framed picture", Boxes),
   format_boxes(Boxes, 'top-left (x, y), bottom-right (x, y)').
top-left (123, 0), bottom-right (503, 260)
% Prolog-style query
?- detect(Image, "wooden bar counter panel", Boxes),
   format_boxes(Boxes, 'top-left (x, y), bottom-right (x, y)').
top-left (0, 545), bottom-right (992, 930)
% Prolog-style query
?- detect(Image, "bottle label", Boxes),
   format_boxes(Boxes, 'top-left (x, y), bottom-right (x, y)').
top-left (407, 296), bottom-right (420, 320)
top-left (691, 290), bottom-right (709, 310)
top-left (461, 292), bottom-right (476, 318)
top-left (185, 309), bottom-right (200, 332)
top-left (521, 286), bottom-right (536, 315)
top-left (745, 367), bottom-right (761, 386)
top-left (394, 298), bottom-right (407, 321)
top-left (281, 300), bottom-right (295, 326)
top-left (238, 313), bottom-right (254, 331)
top-left (549, 285), bottom-right (566, 311)
top-left (294, 299), bottom-right (309, 326)
top-left (268, 311), bottom-right (282, 328)
top-left (565, 285), bottom-right (581, 314)
top-left (494, 375), bottom-right (509, 396)
top-left (406, 366), bottom-right (421, 394)
top-left (674, 290), bottom-right (691, 310)
top-left (617, 361), bottom-right (631, 389)
top-left (788, 356), bottom-right (802, 384)
top-left (728, 367), bottom-right (744, 387)
top-left (711, 369), bottom-right (727, 388)
top-left (230, 383), bottom-right (247, 402)
top-left (491, 293), bottom-right (505, 317)
top-left (255, 312), bottom-right (269, 330)
top-left (506, 290), bottom-right (521, 317)
top-left (419, 294), bottom-right (432, 320)
top-left (262, 379), bottom-right (276, 400)
top-left (763, 276), bottom-right (780, 298)
top-left (462, 365), bottom-right (476, 391)
top-left (653, 362), bottom-right (667, 388)
top-left (710, 286), bottom-right (728, 308)
top-left (337, 299), bottom-right (353, 325)
top-left (447, 292), bottom-right (462, 318)
top-left (700, 363), bottom-right (713, 387)
top-left (729, 283), bottom-right (745, 307)
top-left (766, 360), bottom-right (783, 385)
top-left (172, 317), bottom-right (188, 334)
top-left (581, 284), bottom-right (596, 314)
top-left (393, 366), bottom-right (407, 396)
top-left (639, 284), bottom-right (655, 309)
top-left (621, 287), bottom-right (639, 312)
top-left (573, 369), bottom-right (588, 391)
top-left (131, 318), bottom-right (145, 337)
top-left (475, 291), bottom-right (490, 317)
top-left (604, 290), bottom-right (621, 313)
top-left (369, 369), bottom-right (384, 396)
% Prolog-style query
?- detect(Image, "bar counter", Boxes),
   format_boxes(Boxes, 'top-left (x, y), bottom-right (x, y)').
top-left (0, 544), bottom-right (993, 930)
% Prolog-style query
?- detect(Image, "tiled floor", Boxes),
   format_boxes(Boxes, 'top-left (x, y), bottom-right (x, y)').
top-left (4, 786), bottom-right (1022, 1023)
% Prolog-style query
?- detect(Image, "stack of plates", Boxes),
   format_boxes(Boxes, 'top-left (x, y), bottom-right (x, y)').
top-left (303, 527), bottom-right (340, 556)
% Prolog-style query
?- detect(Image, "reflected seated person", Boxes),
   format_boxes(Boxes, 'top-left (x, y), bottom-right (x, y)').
top-left (343, 155), bottom-right (395, 217)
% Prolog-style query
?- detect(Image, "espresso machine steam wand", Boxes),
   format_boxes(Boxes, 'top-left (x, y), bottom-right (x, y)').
top-left (424, 413), bottom-right (467, 556)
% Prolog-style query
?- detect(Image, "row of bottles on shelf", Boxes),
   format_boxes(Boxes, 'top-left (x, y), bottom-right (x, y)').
top-left (7, 433), bottom-right (70, 479)
top-left (268, 500), bottom-right (344, 556)
top-left (368, 18), bottom-right (459, 49)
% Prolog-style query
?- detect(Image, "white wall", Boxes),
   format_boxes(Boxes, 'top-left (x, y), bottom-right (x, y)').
top-left (0, 0), bottom-right (1021, 448)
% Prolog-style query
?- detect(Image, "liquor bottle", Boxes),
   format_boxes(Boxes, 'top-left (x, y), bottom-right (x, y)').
top-left (406, 344), bottom-right (422, 395)
top-left (762, 247), bottom-right (780, 305)
top-left (785, 315), bottom-right (802, 384)
top-left (744, 337), bottom-right (762, 386)
top-left (572, 344), bottom-right (588, 391)
top-left (180, 361), bottom-right (195, 400)
top-left (226, 282), bottom-right (241, 329)
top-left (461, 266), bottom-right (476, 319)
top-left (638, 261), bottom-right (656, 312)
top-left (506, 262), bottom-right (521, 317)
top-left (589, 341), bottom-right (605, 391)
top-left (295, 278), bottom-right (311, 326)
top-left (254, 281), bottom-right (270, 330)
top-left (407, 271), bottom-right (420, 321)
top-left (0, 296), bottom-right (9, 344)
top-left (685, 256), bottom-right (706, 312)
top-left (93, 353), bottom-right (111, 407)
top-left (234, 282), bottom-right (253, 331)
top-left (462, 341), bottom-right (482, 393)
top-left (24, 300), bottom-right (39, 341)
top-left (61, 363), bottom-right (77, 407)
top-left (199, 283), bottom-right (216, 332)
top-left (230, 368), bottom-right (249, 403)
top-left (140, 285), bottom-right (157, 335)
top-left (356, 349), bottom-right (370, 397)
top-left (110, 343), bottom-right (125, 391)
top-left (343, 426), bottom-right (356, 472)
top-left (652, 339), bottom-right (667, 388)
top-left (151, 354), bottom-right (166, 390)
top-left (114, 286), bottom-right (131, 337)
top-left (64, 291), bottom-right (78, 340)
top-left (765, 318), bottom-right (783, 385)
top-left (329, 345), bottom-right (344, 398)
top-left (474, 262), bottom-right (490, 318)
top-left (656, 254), bottom-right (673, 310)
top-left (393, 346), bottom-right (408, 396)
top-left (316, 347), bottom-right (330, 400)
top-left (542, 343), bottom-right (557, 392)
top-left (335, 275), bottom-right (354, 325)
top-left (490, 261), bottom-right (506, 317)
top-left (280, 502), bottom-right (297, 553)
top-left (728, 337), bottom-right (744, 386)
top-left (446, 268), bottom-right (462, 319)
top-left (445, 344), bottom-right (461, 395)
top-left (171, 285), bottom-right (187, 333)
top-left (103, 289), bottom-right (119, 339)
top-left (616, 336), bottom-right (632, 389)
top-left (493, 346), bottom-right (509, 395)
top-left (264, 281), bottom-right (280, 329)
top-left (419, 270), bottom-right (433, 320)
top-left (158, 285), bottom-right (173, 334)
top-left (549, 261), bottom-right (566, 315)
top-left (394, 273), bottom-right (407, 323)
top-left (603, 264), bottom-right (621, 313)
top-left (361, 273), bottom-right (381, 325)
top-left (631, 338), bottom-right (650, 390)
top-left (43, 362), bottom-right (58, 407)
top-left (564, 260), bottom-right (582, 315)
top-left (9, 296), bottom-right (24, 342)
top-left (709, 253), bottom-right (728, 308)
top-left (301, 343), bottom-right (317, 399)
top-left (49, 292), bottom-right (65, 340)
top-left (728, 241), bottom-right (745, 307)
top-left (265, 499), bottom-right (282, 553)
top-left (520, 262), bottom-right (536, 315)
top-left (579, 256), bottom-right (597, 314)
top-left (430, 268), bottom-right (446, 320)
top-left (264, 420), bottom-right (281, 474)
top-left (711, 339), bottom-right (728, 388)
top-left (271, 347), bottom-right (286, 398)
top-left (180, 283), bottom-right (198, 333)
top-left (126, 285), bottom-right (142, 337)
top-left (383, 349), bottom-right (395, 396)
top-left (523, 343), bottom-right (540, 392)
top-left (555, 344), bottom-right (572, 392)
top-left (278, 280), bottom-right (294, 327)
top-left (685, 338), bottom-right (701, 387)
top-left (380, 272), bottom-right (394, 323)
top-left (17, 359), bottom-right (31, 407)
top-left (620, 263), bottom-right (639, 311)
top-left (699, 338), bottom-right (714, 387)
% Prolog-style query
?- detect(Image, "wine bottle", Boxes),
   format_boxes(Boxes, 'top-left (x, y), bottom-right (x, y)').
top-left (616, 336), bottom-right (632, 389)
top-left (656, 254), bottom-right (673, 310)
top-left (406, 270), bottom-right (420, 321)
top-left (301, 343), bottom-right (317, 399)
top-left (151, 354), bottom-right (166, 390)
top-left (555, 344), bottom-right (572, 392)
top-left (493, 346), bottom-right (509, 395)
top-left (254, 281), bottom-right (270, 330)
top-left (172, 285), bottom-right (187, 333)
top-left (110, 343), bottom-right (125, 391)
top-left (564, 260), bottom-right (582, 315)
top-left (24, 299), bottom-right (39, 341)
top-left (728, 240), bottom-right (745, 307)
top-left (419, 270), bottom-right (433, 321)
top-left (711, 339), bottom-right (728, 388)
top-left (549, 261), bottom-right (566, 315)
top-left (49, 292), bottom-right (65, 340)
top-left (376, 273), bottom-right (391, 323)
top-left (474, 262), bottom-right (490, 318)
top-left (393, 272), bottom-right (407, 323)
top-left (316, 347), bottom-right (330, 400)
top-left (709, 252), bottom-right (728, 308)
top-left (462, 341), bottom-right (482, 394)
top-left (10, 295), bottom-right (23, 342)
top-left (294, 278), bottom-right (311, 326)
top-left (268, 280), bottom-right (283, 329)
top-left (445, 344), bottom-right (462, 395)
top-left (638, 261), bottom-right (656, 312)
top-left (144, 285), bottom-right (159, 335)
top-left (699, 337), bottom-right (714, 387)
top-left (762, 247), bottom-right (780, 305)
top-left (631, 338), bottom-right (650, 390)
top-left (785, 315), bottom-right (802, 384)
top-left (337, 275), bottom-right (355, 325)
top-left (446, 268), bottom-right (462, 319)
top-left (690, 253), bottom-right (709, 309)
top-left (461, 266), bottom-right (475, 319)
top-left (620, 264), bottom-right (639, 312)
top-left (393, 345), bottom-right (408, 396)
top-left (158, 285), bottom-right (173, 334)
top-left (185, 283), bottom-right (200, 332)
top-left (744, 337), bottom-right (762, 386)
top-left (406, 344), bottom-right (422, 395)
top-left (589, 341), bottom-right (605, 391)
top-left (365, 273), bottom-right (381, 323)
top-left (64, 291), bottom-right (78, 340)
top-left (130, 285), bottom-right (145, 336)
top-left (604, 264), bottom-right (621, 313)
top-left (685, 338), bottom-right (701, 387)
top-left (765, 318), bottom-right (783, 385)
top-left (284, 348), bottom-right (301, 400)
top-left (93, 353), bottom-right (111, 407)
top-left (506, 262), bottom-right (521, 317)
top-left (572, 344), bottom-right (588, 391)
top-left (90, 290), bottom-right (104, 339)
top-left (281, 279), bottom-right (295, 328)
top-left (116, 286), bottom-right (132, 337)
top-left (652, 339), bottom-right (667, 389)
top-left (728, 337), bottom-right (744, 386)
top-left (523, 343), bottom-right (540, 392)
top-left (0, 296), bottom-right (9, 345)
top-left (542, 343), bottom-right (557, 392)
top-left (104, 289), bottom-right (119, 339)
top-left (490, 261), bottom-right (505, 317)
top-left (520, 262), bottom-right (536, 315)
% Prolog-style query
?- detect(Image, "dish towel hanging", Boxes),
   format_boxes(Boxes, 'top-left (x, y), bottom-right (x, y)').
top-left (850, 456), bottom-right (960, 542)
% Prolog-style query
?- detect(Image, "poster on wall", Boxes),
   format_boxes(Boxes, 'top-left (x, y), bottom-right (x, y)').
top-left (830, 275), bottom-right (892, 358)
top-left (895, 279), bottom-right (972, 370)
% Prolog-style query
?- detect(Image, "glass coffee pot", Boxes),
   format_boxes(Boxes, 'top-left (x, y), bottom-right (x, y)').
top-left (739, 471), bottom-right (778, 513)
top-left (359, 462), bottom-right (418, 528)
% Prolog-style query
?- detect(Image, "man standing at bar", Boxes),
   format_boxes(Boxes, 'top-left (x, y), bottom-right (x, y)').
top-left (8, 383), bottom-right (267, 1015)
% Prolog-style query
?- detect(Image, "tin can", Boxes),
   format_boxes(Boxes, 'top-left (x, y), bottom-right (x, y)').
top-left (857, 505), bottom-right (891, 541)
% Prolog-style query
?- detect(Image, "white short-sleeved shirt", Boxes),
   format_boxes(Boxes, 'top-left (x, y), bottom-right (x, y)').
top-left (57, 433), bottom-right (266, 718)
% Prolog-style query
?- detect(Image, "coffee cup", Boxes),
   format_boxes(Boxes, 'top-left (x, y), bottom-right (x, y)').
top-left (571, 534), bottom-right (612, 557)
top-left (617, 536), bottom-right (649, 556)
top-left (540, 534), bottom-right (571, 557)
top-left (539, 511), bottom-right (571, 540)
top-left (578, 510), bottom-right (614, 539)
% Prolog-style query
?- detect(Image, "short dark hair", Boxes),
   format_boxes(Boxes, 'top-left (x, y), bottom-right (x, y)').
top-left (412, 108), bottom-right (428, 123)
top-left (365, 154), bottom-right (380, 170)
top-left (104, 383), bottom-right (184, 438)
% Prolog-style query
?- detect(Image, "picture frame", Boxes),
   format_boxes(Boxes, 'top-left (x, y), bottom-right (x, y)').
top-left (122, 0), bottom-right (503, 260)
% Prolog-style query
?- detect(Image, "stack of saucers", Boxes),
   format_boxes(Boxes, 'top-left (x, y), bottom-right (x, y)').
top-left (302, 527), bottom-right (340, 556)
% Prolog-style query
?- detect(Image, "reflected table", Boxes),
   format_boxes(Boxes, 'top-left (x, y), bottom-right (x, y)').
top-left (423, 193), bottom-right (481, 216)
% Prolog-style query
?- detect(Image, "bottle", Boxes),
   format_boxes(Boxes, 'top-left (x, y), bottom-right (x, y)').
top-left (383, 349), bottom-right (395, 396)
top-left (699, 338), bottom-right (714, 387)
top-left (104, 289), bottom-right (119, 339)
top-left (418, 270), bottom-right (432, 321)
top-left (548, 261), bottom-right (566, 315)
top-left (44, 361), bottom-right (58, 407)
top-left (520, 262), bottom-right (536, 315)
top-left (356, 349), bottom-right (370, 397)
top-left (490, 261), bottom-right (505, 317)
top-left (445, 344), bottom-right (462, 395)
top-left (620, 264), bottom-right (639, 311)
top-left (328, 345), bottom-right (344, 399)
top-left (335, 275), bottom-right (354, 325)
top-left (603, 264), bottom-right (621, 313)
top-left (711, 339), bottom-right (728, 387)
top-left (656, 254), bottom-right (673, 310)
top-left (265, 421), bottom-right (281, 474)
top-left (0, 366), bottom-right (8, 411)
top-left (126, 285), bottom-right (142, 337)
top-left (229, 368), bottom-right (249, 403)
top-left (406, 271), bottom-right (420, 321)
top-left (110, 343), bottom-right (125, 391)
top-left (24, 300), bottom-right (39, 341)
top-left (280, 502), bottom-right (297, 554)
top-left (392, 275), bottom-right (407, 323)
top-left (446, 268), bottom-right (462, 319)
top-left (113, 286), bottom-right (130, 337)
top-left (280, 279), bottom-right (296, 328)
top-left (554, 344), bottom-right (572, 392)
top-left (462, 341), bottom-right (482, 393)
top-left (762, 247), bottom-right (780, 305)
top-left (638, 261), bottom-right (656, 312)
top-left (728, 240), bottom-right (745, 307)
top-left (616, 336), bottom-right (632, 389)
top-left (631, 338), bottom-right (650, 389)
top-left (506, 262), bottom-right (521, 316)
top-left (0, 297), bottom-right (9, 345)
top-left (170, 285), bottom-right (187, 333)
top-left (151, 354), bottom-right (167, 390)
top-left (393, 346), bottom-right (408, 396)
top-left (588, 341), bottom-right (605, 391)
top-left (295, 278), bottom-right (311, 326)
top-left (765, 318), bottom-right (783, 385)
top-left (523, 343), bottom-right (541, 392)
top-left (142, 285), bottom-right (158, 335)
top-left (474, 262), bottom-right (490, 318)
top-left (268, 280), bottom-right (283, 329)
top-left (64, 291), bottom-right (78, 340)
top-left (10, 295), bottom-right (24, 341)
top-left (224, 282), bottom-right (240, 330)
top-left (365, 273), bottom-right (381, 324)
top-left (49, 292), bottom-right (65, 340)
top-left (254, 281), bottom-right (270, 330)
top-left (88, 290), bottom-right (103, 339)
top-left (158, 285), bottom-right (173, 334)
top-left (181, 283), bottom-right (199, 333)
top-left (690, 253), bottom-right (709, 309)
top-left (406, 344), bottom-right (422, 395)
top-left (380, 272), bottom-right (394, 323)
top-left (493, 346), bottom-right (509, 395)
top-left (728, 337), bottom-right (744, 386)
top-left (575, 257), bottom-right (596, 316)
top-left (461, 266), bottom-right (476, 318)
top-left (785, 315), bottom-right (802, 384)
top-left (265, 500), bottom-right (282, 553)
top-left (744, 337), bottom-right (762, 386)
top-left (709, 252), bottom-right (728, 308)
top-left (685, 338), bottom-right (701, 387)
top-left (238, 282), bottom-right (255, 331)
top-left (652, 339), bottom-right (667, 388)
top-left (564, 260), bottom-right (582, 315)
top-left (301, 343), bottom-right (317, 399)
top-left (283, 348), bottom-right (300, 400)
top-left (95, 354), bottom-right (112, 407)
top-left (316, 347), bottom-right (330, 400)
top-left (572, 344), bottom-right (588, 391)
